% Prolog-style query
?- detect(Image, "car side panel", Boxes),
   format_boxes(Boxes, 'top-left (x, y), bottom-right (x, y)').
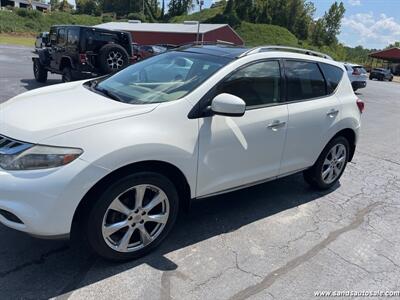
top-left (42, 98), bottom-right (199, 199)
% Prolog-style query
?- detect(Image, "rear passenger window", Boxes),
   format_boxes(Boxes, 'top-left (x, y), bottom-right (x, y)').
top-left (320, 63), bottom-right (343, 94)
top-left (57, 28), bottom-right (66, 45)
top-left (218, 60), bottom-right (281, 107)
top-left (67, 28), bottom-right (79, 46)
top-left (285, 60), bottom-right (326, 101)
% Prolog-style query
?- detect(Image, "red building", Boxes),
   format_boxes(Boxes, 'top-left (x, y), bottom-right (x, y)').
top-left (95, 21), bottom-right (244, 46)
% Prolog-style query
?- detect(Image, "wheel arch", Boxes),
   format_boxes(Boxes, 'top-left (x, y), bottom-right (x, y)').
top-left (71, 160), bottom-right (191, 237)
top-left (60, 56), bottom-right (73, 70)
top-left (330, 128), bottom-right (357, 161)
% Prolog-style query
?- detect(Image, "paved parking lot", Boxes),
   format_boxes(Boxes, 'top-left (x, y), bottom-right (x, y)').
top-left (0, 44), bottom-right (400, 300)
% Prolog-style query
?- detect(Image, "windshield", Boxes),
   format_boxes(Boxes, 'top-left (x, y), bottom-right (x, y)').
top-left (94, 51), bottom-right (232, 104)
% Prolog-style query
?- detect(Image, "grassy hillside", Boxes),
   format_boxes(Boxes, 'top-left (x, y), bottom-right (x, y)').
top-left (237, 22), bottom-right (298, 47)
top-left (0, 10), bottom-right (101, 34)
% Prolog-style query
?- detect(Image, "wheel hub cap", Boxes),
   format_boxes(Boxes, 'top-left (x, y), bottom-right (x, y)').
top-left (321, 144), bottom-right (347, 184)
top-left (107, 51), bottom-right (124, 70)
top-left (102, 184), bottom-right (170, 253)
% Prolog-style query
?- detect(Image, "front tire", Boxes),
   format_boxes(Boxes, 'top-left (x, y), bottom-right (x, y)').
top-left (86, 172), bottom-right (179, 261)
top-left (303, 136), bottom-right (349, 190)
top-left (62, 66), bottom-right (73, 83)
top-left (33, 59), bottom-right (48, 83)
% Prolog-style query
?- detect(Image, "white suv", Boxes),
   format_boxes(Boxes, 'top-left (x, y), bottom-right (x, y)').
top-left (0, 45), bottom-right (364, 260)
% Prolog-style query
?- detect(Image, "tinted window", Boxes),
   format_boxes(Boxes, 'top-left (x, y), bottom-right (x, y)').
top-left (285, 60), bottom-right (326, 101)
top-left (49, 28), bottom-right (57, 44)
top-left (320, 63), bottom-right (343, 94)
top-left (352, 66), bottom-right (366, 74)
top-left (218, 61), bottom-right (281, 107)
top-left (57, 28), bottom-right (66, 45)
top-left (67, 28), bottom-right (79, 46)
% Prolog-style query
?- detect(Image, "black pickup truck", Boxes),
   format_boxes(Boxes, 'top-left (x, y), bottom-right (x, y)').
top-left (33, 25), bottom-right (133, 83)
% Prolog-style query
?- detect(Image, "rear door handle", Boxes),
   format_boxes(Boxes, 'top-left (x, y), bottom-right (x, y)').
top-left (267, 120), bottom-right (286, 130)
top-left (327, 109), bottom-right (339, 117)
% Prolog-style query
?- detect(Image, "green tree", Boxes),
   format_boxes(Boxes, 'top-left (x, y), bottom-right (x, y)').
top-left (322, 1), bottom-right (345, 45)
top-left (168, 0), bottom-right (192, 17)
top-left (76, 0), bottom-right (100, 15)
top-left (311, 18), bottom-right (325, 46)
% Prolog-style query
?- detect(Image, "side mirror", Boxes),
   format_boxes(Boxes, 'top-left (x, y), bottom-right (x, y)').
top-left (211, 93), bottom-right (246, 117)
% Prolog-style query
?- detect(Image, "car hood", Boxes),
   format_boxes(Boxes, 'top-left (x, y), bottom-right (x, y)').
top-left (0, 81), bottom-right (158, 143)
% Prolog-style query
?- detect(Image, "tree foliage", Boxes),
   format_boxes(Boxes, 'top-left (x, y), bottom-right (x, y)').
top-left (167, 0), bottom-right (192, 17)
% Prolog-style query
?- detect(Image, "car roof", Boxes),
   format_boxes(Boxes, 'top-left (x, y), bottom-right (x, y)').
top-left (178, 45), bottom-right (339, 64)
top-left (178, 45), bottom-right (248, 59)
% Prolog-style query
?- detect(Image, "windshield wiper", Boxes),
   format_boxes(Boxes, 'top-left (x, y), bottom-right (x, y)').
top-left (94, 86), bottom-right (124, 102)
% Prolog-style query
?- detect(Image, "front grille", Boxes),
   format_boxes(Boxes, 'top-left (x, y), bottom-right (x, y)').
top-left (0, 135), bottom-right (32, 155)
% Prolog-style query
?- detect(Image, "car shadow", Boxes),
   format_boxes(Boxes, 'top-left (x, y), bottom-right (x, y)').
top-left (0, 173), bottom-right (339, 299)
top-left (20, 78), bottom-right (61, 91)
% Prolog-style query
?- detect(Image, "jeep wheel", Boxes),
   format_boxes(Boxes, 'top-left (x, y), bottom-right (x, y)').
top-left (33, 59), bottom-right (48, 83)
top-left (62, 67), bottom-right (73, 83)
top-left (86, 172), bottom-right (179, 261)
top-left (98, 44), bottom-right (129, 74)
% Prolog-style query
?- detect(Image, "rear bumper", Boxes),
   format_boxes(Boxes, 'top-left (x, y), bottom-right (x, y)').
top-left (352, 81), bottom-right (367, 90)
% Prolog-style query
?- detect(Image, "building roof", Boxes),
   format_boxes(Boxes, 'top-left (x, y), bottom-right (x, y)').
top-left (94, 22), bottom-right (228, 34)
top-left (369, 47), bottom-right (400, 61)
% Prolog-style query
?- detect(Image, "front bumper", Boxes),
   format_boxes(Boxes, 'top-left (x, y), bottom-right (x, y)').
top-left (0, 159), bottom-right (108, 237)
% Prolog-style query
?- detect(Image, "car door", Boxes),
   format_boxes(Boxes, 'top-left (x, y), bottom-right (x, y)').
top-left (50, 27), bottom-right (66, 70)
top-left (196, 60), bottom-right (288, 197)
top-left (279, 60), bottom-right (344, 175)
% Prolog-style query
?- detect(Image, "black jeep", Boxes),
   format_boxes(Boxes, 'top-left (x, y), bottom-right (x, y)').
top-left (33, 25), bottom-right (133, 83)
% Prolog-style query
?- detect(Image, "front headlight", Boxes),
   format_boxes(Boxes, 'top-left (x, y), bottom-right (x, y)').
top-left (0, 145), bottom-right (83, 170)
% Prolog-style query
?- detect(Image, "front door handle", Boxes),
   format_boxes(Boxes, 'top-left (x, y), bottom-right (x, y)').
top-left (267, 120), bottom-right (286, 130)
top-left (327, 109), bottom-right (339, 117)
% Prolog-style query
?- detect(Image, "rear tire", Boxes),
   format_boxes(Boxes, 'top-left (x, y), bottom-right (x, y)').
top-left (62, 67), bottom-right (73, 83)
top-left (303, 136), bottom-right (350, 190)
top-left (98, 44), bottom-right (129, 74)
top-left (86, 172), bottom-right (179, 261)
top-left (33, 59), bottom-right (48, 83)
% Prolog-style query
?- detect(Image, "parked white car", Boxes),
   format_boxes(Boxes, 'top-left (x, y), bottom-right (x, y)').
top-left (0, 45), bottom-right (364, 260)
top-left (343, 62), bottom-right (368, 91)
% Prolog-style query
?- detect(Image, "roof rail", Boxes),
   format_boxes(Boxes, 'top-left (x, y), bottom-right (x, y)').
top-left (239, 45), bottom-right (333, 60)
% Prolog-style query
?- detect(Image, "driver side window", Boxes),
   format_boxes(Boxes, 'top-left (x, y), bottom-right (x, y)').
top-left (218, 60), bottom-right (281, 107)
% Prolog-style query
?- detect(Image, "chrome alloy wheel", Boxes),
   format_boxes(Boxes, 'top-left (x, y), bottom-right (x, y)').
top-left (321, 144), bottom-right (347, 184)
top-left (106, 51), bottom-right (124, 70)
top-left (102, 184), bottom-right (170, 253)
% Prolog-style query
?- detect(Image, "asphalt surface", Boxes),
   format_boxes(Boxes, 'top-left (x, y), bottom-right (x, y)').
top-left (0, 44), bottom-right (400, 300)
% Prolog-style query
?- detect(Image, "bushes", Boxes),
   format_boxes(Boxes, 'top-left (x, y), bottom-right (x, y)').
top-left (0, 9), bottom-right (101, 34)
top-left (127, 12), bottom-right (147, 22)
top-left (15, 8), bottom-right (42, 19)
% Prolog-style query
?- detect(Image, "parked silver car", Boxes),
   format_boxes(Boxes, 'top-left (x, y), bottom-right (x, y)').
top-left (343, 63), bottom-right (368, 91)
